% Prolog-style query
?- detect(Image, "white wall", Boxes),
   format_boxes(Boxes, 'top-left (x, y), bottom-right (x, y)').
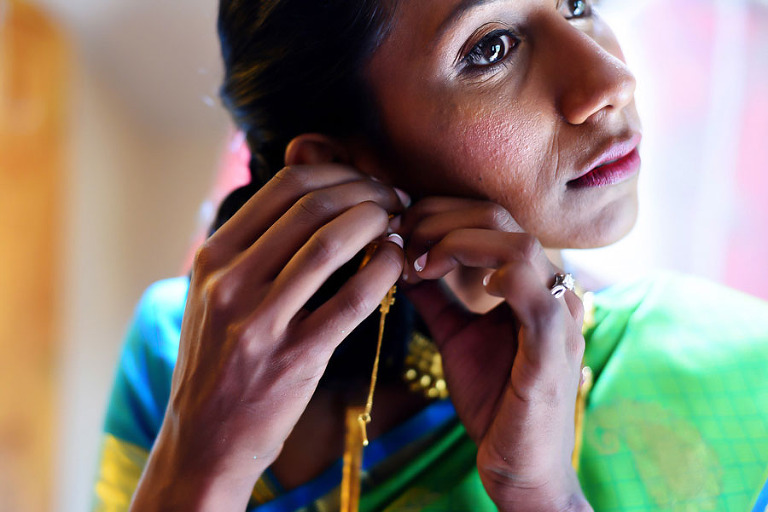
top-left (55, 59), bottom-right (228, 511)
top-left (33, 0), bottom-right (232, 509)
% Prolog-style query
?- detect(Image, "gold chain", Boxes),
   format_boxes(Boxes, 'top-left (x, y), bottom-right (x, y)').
top-left (341, 269), bottom-right (596, 510)
top-left (341, 242), bottom-right (397, 512)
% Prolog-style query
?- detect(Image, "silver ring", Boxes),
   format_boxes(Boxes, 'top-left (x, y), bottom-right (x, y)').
top-left (550, 273), bottom-right (575, 298)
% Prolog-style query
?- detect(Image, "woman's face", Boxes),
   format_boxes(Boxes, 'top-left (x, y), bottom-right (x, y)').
top-left (365, 0), bottom-right (642, 249)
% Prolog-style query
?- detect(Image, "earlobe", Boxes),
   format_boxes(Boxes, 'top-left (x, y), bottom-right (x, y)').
top-left (284, 134), bottom-right (350, 166)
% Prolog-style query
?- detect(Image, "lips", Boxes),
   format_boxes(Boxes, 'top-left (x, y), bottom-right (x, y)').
top-left (568, 134), bottom-right (642, 189)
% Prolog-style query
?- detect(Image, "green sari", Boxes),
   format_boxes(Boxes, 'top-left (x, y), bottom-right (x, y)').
top-left (93, 273), bottom-right (768, 511)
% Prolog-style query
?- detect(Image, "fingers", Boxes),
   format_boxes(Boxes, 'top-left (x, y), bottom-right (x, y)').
top-left (399, 198), bottom-right (522, 264)
top-left (205, 165), bottom-right (407, 264)
top-left (485, 261), bottom-right (584, 394)
top-left (563, 290), bottom-right (585, 326)
top-left (224, 177), bottom-right (408, 294)
top-left (400, 197), bottom-right (522, 237)
top-left (486, 262), bottom-right (565, 343)
top-left (301, 234), bottom-right (405, 348)
top-left (258, 201), bottom-right (395, 334)
top-left (412, 229), bottom-right (554, 284)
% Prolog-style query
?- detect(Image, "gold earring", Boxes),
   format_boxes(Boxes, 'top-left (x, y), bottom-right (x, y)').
top-left (341, 244), bottom-right (397, 512)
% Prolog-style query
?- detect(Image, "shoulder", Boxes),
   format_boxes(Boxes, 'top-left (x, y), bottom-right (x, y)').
top-left (593, 271), bottom-right (768, 333)
top-left (581, 274), bottom-right (768, 509)
top-left (129, 276), bottom-right (190, 364)
top-left (586, 271), bottom-right (768, 369)
top-left (102, 276), bottom-right (189, 449)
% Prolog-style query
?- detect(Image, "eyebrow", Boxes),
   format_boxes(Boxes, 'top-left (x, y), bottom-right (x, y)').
top-left (433, 0), bottom-right (505, 41)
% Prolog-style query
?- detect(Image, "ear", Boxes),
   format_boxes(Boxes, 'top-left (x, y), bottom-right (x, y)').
top-left (284, 133), bottom-right (351, 166)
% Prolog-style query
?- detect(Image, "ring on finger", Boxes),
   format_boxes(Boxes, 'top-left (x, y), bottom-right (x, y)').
top-left (550, 272), bottom-right (575, 298)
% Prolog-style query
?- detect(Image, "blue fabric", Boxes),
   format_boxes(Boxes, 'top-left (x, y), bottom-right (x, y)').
top-left (99, 273), bottom-right (768, 511)
top-left (251, 400), bottom-right (457, 511)
top-left (101, 277), bottom-right (459, 511)
top-left (752, 474), bottom-right (768, 512)
top-left (103, 277), bottom-right (188, 449)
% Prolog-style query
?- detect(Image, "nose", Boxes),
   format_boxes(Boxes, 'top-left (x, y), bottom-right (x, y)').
top-left (544, 17), bottom-right (637, 125)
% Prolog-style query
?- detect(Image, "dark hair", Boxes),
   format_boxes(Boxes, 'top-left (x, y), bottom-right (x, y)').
top-left (213, 2), bottom-right (414, 386)
top-left (213, 0), bottom-right (396, 230)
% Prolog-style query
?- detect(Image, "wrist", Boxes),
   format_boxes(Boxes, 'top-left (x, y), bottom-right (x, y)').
top-left (479, 461), bottom-right (591, 512)
top-left (491, 487), bottom-right (592, 512)
top-left (129, 422), bottom-right (278, 511)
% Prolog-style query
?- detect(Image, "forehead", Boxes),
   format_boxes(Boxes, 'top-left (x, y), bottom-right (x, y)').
top-left (386, 0), bottom-right (509, 41)
top-left (375, 0), bottom-right (518, 71)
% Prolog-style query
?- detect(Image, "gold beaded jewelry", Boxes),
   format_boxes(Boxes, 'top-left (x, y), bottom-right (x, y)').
top-left (340, 266), bottom-right (596, 511)
top-left (403, 332), bottom-right (449, 400)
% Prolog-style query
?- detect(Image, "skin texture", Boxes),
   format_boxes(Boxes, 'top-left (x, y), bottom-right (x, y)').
top-left (365, 0), bottom-right (642, 249)
top-left (131, 163), bottom-right (410, 510)
top-left (130, 1), bottom-right (639, 510)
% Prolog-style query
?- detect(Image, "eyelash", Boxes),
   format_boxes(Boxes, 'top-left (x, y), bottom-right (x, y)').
top-left (462, 29), bottom-right (519, 72)
top-left (558, 0), bottom-right (595, 20)
top-left (460, 0), bottom-right (597, 75)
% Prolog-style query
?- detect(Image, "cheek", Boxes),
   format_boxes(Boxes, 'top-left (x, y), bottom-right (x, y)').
top-left (443, 105), bottom-right (549, 206)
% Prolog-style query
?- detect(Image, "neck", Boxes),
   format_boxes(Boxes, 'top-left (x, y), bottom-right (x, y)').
top-left (270, 382), bottom-right (430, 491)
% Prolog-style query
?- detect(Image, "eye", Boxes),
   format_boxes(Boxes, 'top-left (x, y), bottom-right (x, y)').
top-left (464, 30), bottom-right (518, 67)
top-left (559, 0), bottom-right (593, 19)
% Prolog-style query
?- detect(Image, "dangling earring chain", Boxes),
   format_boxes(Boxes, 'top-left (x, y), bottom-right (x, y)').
top-left (341, 244), bottom-right (397, 512)
top-left (358, 284), bottom-right (396, 445)
top-left (341, 266), bottom-right (596, 508)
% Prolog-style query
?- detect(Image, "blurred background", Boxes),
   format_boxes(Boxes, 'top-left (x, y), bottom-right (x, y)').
top-left (0, 0), bottom-right (766, 510)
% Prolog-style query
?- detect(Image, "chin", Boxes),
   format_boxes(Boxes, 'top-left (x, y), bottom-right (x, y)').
top-left (582, 194), bottom-right (639, 249)
top-left (545, 193), bottom-right (639, 250)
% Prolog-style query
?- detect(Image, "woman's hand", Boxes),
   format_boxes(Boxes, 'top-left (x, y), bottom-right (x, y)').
top-left (399, 198), bottom-right (591, 512)
top-left (131, 165), bottom-right (408, 511)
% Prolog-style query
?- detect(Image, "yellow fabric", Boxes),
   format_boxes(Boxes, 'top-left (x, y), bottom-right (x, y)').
top-left (250, 474), bottom-right (278, 505)
top-left (93, 434), bottom-right (149, 511)
top-left (92, 433), bottom-right (278, 510)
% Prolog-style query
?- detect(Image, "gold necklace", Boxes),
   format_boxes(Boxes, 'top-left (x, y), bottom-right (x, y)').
top-left (340, 283), bottom-right (396, 512)
top-left (340, 243), bottom-right (396, 512)
top-left (340, 275), bottom-right (595, 511)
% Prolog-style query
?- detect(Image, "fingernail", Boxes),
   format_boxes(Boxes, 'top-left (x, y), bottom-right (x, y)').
top-left (386, 233), bottom-right (404, 249)
top-left (394, 187), bottom-right (411, 208)
top-left (414, 252), bottom-right (427, 272)
top-left (483, 273), bottom-right (491, 287)
top-left (401, 268), bottom-right (409, 281)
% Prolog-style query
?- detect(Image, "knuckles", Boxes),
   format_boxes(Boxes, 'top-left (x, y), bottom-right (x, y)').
top-left (192, 240), bottom-right (220, 276)
top-left (273, 165), bottom-right (314, 193)
top-left (201, 273), bottom-right (239, 320)
top-left (305, 230), bottom-right (344, 267)
top-left (339, 285), bottom-right (377, 321)
top-left (297, 189), bottom-right (337, 220)
top-left (303, 202), bottom-right (388, 265)
top-left (353, 200), bottom-right (391, 230)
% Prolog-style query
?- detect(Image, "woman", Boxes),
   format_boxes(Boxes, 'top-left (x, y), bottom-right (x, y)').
top-left (93, 0), bottom-right (768, 510)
